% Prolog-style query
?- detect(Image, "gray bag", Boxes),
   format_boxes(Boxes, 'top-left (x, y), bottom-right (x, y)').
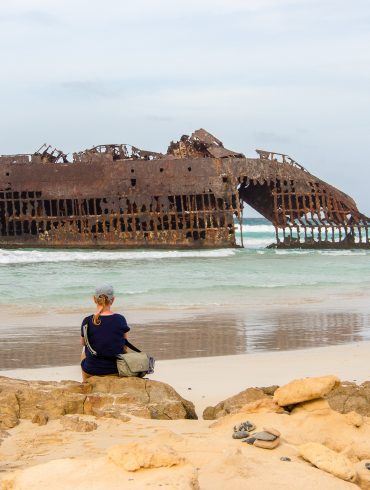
top-left (83, 319), bottom-right (155, 378)
top-left (116, 352), bottom-right (154, 378)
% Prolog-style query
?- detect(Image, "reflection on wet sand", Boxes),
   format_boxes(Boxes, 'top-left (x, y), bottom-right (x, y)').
top-left (0, 309), bottom-right (369, 370)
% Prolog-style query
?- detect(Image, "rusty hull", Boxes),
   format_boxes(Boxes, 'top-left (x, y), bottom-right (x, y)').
top-left (0, 129), bottom-right (368, 249)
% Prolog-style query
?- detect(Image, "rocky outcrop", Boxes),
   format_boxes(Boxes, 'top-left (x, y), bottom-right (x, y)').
top-left (84, 376), bottom-right (197, 420)
top-left (0, 375), bottom-right (197, 428)
top-left (299, 442), bottom-right (357, 483)
top-left (325, 381), bottom-right (370, 416)
top-left (273, 375), bottom-right (340, 406)
top-left (203, 377), bottom-right (370, 421)
top-left (203, 387), bottom-right (269, 420)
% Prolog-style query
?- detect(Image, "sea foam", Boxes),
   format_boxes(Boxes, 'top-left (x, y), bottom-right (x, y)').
top-left (0, 248), bottom-right (237, 265)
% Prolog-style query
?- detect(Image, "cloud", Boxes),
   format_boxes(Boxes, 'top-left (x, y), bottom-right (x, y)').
top-left (0, 0), bottom-right (369, 212)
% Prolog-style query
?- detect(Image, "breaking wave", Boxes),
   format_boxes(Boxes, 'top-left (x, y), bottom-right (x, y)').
top-left (0, 248), bottom-right (237, 265)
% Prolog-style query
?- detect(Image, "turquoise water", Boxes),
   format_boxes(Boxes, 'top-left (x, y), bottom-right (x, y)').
top-left (0, 218), bottom-right (369, 368)
top-left (0, 218), bottom-right (369, 311)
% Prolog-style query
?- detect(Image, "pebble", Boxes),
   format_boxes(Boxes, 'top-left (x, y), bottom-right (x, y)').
top-left (365, 462), bottom-right (370, 471)
top-left (242, 437), bottom-right (256, 445)
top-left (280, 457), bottom-right (291, 462)
top-left (252, 431), bottom-right (277, 442)
top-left (234, 421), bottom-right (256, 432)
top-left (263, 426), bottom-right (281, 438)
top-left (232, 430), bottom-right (249, 439)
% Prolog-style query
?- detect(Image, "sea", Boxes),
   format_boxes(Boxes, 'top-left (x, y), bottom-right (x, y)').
top-left (0, 218), bottom-right (369, 369)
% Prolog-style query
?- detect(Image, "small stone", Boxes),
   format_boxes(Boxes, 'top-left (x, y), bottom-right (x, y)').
top-left (263, 426), bottom-right (281, 437)
top-left (242, 437), bottom-right (256, 445)
top-left (366, 462), bottom-right (370, 470)
top-left (32, 412), bottom-right (49, 426)
top-left (280, 456), bottom-right (291, 462)
top-left (232, 430), bottom-right (249, 439)
top-left (252, 431), bottom-right (277, 442)
top-left (254, 438), bottom-right (280, 449)
top-left (234, 420), bottom-right (256, 432)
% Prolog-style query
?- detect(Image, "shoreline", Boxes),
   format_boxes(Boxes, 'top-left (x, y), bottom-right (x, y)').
top-left (1, 340), bottom-right (369, 413)
top-left (1, 291), bottom-right (369, 370)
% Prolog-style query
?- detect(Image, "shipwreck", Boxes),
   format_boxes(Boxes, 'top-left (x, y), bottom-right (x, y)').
top-left (0, 129), bottom-right (368, 249)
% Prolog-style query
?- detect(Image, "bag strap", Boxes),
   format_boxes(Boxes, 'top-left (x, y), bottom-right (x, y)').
top-left (82, 318), bottom-right (97, 356)
top-left (82, 317), bottom-right (141, 356)
top-left (125, 340), bottom-right (141, 353)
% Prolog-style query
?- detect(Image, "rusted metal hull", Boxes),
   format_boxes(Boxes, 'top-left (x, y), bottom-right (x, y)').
top-left (0, 130), bottom-right (368, 249)
top-left (0, 157), bottom-right (239, 249)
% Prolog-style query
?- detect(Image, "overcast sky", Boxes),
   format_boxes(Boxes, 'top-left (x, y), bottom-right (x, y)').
top-left (0, 0), bottom-right (369, 215)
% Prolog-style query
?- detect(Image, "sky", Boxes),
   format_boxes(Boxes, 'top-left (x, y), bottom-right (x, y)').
top-left (0, 0), bottom-right (369, 216)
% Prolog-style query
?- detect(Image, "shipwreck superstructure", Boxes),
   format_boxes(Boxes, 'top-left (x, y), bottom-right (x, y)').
top-left (0, 129), bottom-right (368, 249)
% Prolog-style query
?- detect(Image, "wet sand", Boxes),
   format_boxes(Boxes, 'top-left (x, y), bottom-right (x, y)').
top-left (1, 294), bottom-right (369, 370)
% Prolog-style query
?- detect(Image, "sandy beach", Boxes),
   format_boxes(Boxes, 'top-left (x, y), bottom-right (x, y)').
top-left (1, 342), bottom-right (370, 489)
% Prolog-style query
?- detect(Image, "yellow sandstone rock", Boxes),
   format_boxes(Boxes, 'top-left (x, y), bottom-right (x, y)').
top-left (107, 442), bottom-right (184, 472)
top-left (345, 411), bottom-right (363, 428)
top-left (263, 426), bottom-right (281, 437)
top-left (274, 375), bottom-right (339, 406)
top-left (299, 442), bottom-right (357, 482)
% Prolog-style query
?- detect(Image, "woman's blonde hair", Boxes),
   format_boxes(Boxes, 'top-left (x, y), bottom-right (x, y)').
top-left (93, 294), bottom-right (111, 325)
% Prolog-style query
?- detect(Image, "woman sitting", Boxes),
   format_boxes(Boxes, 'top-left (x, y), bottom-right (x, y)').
top-left (81, 284), bottom-right (130, 382)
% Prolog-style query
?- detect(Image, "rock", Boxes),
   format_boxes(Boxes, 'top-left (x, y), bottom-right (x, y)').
top-left (11, 379), bottom-right (88, 419)
top-left (340, 445), bottom-right (360, 464)
top-left (107, 442), bottom-right (184, 471)
top-left (233, 421), bottom-right (256, 432)
top-left (252, 431), bottom-right (277, 442)
top-left (93, 408), bottom-right (131, 422)
top-left (273, 375), bottom-right (340, 406)
top-left (280, 456), bottom-right (291, 461)
top-left (254, 438), bottom-right (280, 449)
top-left (291, 398), bottom-right (331, 415)
top-left (0, 429), bottom-right (10, 447)
top-left (61, 416), bottom-right (97, 432)
top-left (0, 375), bottom-right (196, 426)
top-left (242, 437), bottom-right (256, 445)
top-left (232, 430), bottom-right (249, 439)
top-left (203, 387), bottom-right (268, 420)
top-left (326, 381), bottom-right (370, 416)
top-left (299, 442), bottom-right (357, 482)
top-left (263, 426), bottom-right (281, 437)
top-left (239, 398), bottom-right (284, 414)
top-left (0, 414), bottom-right (19, 430)
top-left (85, 377), bottom-right (197, 420)
top-left (0, 390), bottom-right (20, 429)
top-left (345, 411), bottom-right (363, 428)
top-left (355, 460), bottom-right (370, 490)
top-left (260, 385), bottom-right (279, 396)
top-left (2, 454), bottom-right (199, 490)
top-left (31, 412), bottom-right (49, 426)
top-left (209, 399), bottom-right (283, 429)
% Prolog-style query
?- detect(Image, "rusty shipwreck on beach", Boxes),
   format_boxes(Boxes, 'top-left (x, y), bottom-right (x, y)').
top-left (0, 129), bottom-right (368, 249)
